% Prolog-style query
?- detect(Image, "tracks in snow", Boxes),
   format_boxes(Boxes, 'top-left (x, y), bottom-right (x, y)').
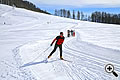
top-left (11, 22), bottom-right (120, 80)
top-left (62, 32), bottom-right (120, 80)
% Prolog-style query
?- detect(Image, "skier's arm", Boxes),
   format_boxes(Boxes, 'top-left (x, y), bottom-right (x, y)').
top-left (52, 38), bottom-right (57, 44)
top-left (62, 37), bottom-right (65, 43)
top-left (50, 38), bottom-right (57, 46)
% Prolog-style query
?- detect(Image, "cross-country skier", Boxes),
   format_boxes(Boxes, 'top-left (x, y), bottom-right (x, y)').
top-left (71, 30), bottom-right (73, 36)
top-left (48, 32), bottom-right (65, 60)
top-left (67, 30), bottom-right (70, 37)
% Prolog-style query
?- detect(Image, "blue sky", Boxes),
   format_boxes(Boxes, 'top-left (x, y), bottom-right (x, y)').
top-left (27, 0), bottom-right (120, 15)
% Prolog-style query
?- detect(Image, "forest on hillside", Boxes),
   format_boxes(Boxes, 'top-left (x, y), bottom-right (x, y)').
top-left (55, 9), bottom-right (120, 25)
top-left (0, 0), bottom-right (50, 14)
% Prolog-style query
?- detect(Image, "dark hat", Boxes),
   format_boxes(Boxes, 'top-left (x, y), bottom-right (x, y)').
top-left (60, 32), bottom-right (63, 35)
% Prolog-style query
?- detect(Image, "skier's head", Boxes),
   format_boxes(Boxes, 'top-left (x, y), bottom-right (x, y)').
top-left (60, 32), bottom-right (63, 36)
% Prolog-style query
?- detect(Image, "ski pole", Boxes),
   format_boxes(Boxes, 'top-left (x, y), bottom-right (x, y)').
top-left (44, 46), bottom-right (51, 52)
top-left (29, 46), bottom-right (51, 63)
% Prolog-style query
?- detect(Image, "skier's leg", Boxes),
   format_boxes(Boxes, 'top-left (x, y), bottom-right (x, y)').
top-left (59, 45), bottom-right (63, 59)
top-left (48, 44), bottom-right (58, 57)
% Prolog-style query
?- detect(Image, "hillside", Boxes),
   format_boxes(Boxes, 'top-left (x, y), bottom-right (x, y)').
top-left (0, 0), bottom-right (50, 14)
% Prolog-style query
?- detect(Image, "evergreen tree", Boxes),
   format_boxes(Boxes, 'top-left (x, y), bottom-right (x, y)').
top-left (63, 9), bottom-right (66, 17)
top-left (73, 10), bottom-right (75, 19)
top-left (77, 11), bottom-right (80, 20)
top-left (88, 16), bottom-right (91, 21)
top-left (81, 12), bottom-right (84, 20)
top-left (67, 10), bottom-right (71, 18)
top-left (55, 9), bottom-right (58, 16)
top-left (60, 9), bottom-right (62, 17)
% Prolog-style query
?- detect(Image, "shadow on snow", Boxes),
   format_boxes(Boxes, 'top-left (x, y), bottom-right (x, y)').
top-left (20, 59), bottom-right (59, 68)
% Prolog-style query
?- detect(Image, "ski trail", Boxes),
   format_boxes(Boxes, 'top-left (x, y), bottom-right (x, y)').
top-left (12, 21), bottom-right (120, 80)
top-left (62, 31), bottom-right (120, 80)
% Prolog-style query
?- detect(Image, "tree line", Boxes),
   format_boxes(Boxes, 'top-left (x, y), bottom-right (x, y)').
top-left (55, 9), bottom-right (120, 25)
top-left (55, 9), bottom-right (86, 20)
top-left (0, 0), bottom-right (50, 14)
top-left (91, 11), bottom-right (120, 24)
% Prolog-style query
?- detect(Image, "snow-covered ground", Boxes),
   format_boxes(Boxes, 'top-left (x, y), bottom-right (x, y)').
top-left (0, 4), bottom-right (120, 80)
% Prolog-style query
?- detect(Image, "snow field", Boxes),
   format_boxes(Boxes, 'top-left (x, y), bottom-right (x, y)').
top-left (0, 4), bottom-right (120, 80)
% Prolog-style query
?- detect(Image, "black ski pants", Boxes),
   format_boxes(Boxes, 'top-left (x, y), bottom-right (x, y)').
top-left (49, 44), bottom-right (62, 57)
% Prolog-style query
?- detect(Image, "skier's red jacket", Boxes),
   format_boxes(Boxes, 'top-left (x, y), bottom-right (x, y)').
top-left (51, 36), bottom-right (65, 45)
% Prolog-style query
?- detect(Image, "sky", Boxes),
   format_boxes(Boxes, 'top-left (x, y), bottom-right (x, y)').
top-left (26, 0), bottom-right (120, 15)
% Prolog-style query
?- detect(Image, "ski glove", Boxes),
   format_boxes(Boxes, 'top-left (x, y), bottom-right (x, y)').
top-left (50, 43), bottom-right (53, 46)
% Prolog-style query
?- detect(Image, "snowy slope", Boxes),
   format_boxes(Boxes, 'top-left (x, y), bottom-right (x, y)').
top-left (0, 4), bottom-right (120, 80)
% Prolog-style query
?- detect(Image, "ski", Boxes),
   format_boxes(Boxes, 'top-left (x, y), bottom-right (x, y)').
top-left (61, 59), bottom-right (72, 62)
top-left (47, 58), bottom-right (72, 63)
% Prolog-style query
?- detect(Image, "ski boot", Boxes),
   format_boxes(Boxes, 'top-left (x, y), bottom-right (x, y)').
top-left (48, 56), bottom-right (51, 59)
top-left (60, 56), bottom-right (64, 60)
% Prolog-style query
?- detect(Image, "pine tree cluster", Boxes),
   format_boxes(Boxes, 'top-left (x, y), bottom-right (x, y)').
top-left (55, 9), bottom-right (120, 25)
top-left (55, 9), bottom-right (89, 21)
top-left (91, 11), bottom-right (120, 25)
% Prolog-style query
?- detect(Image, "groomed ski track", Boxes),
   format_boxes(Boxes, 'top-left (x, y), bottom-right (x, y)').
top-left (13, 23), bottom-right (120, 80)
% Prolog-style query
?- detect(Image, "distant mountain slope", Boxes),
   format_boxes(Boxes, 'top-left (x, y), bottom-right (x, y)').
top-left (0, 0), bottom-right (50, 14)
